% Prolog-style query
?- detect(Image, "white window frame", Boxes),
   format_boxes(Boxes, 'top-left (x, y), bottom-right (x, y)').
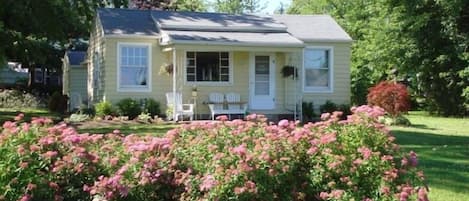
top-left (117, 42), bottom-right (152, 92)
top-left (184, 51), bottom-right (233, 86)
top-left (302, 46), bottom-right (334, 93)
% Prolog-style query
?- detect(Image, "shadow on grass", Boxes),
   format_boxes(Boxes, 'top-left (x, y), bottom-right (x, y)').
top-left (408, 124), bottom-right (435, 130)
top-left (0, 110), bottom-right (63, 124)
top-left (77, 124), bottom-right (177, 136)
top-left (391, 130), bottom-right (469, 194)
top-left (392, 130), bottom-right (469, 145)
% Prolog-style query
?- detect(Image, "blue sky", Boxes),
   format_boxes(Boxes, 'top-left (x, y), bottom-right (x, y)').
top-left (260, 0), bottom-right (291, 14)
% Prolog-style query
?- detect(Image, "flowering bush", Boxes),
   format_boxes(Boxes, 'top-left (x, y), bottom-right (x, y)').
top-left (367, 81), bottom-right (411, 116)
top-left (0, 106), bottom-right (428, 201)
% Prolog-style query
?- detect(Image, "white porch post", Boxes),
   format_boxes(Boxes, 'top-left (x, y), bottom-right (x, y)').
top-left (172, 48), bottom-right (177, 121)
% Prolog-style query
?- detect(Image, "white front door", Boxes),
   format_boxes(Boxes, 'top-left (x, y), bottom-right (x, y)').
top-left (250, 53), bottom-right (275, 110)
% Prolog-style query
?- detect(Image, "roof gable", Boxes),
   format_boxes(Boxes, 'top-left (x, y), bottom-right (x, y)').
top-left (98, 8), bottom-right (158, 36)
top-left (273, 15), bottom-right (352, 42)
top-left (67, 51), bottom-right (86, 66)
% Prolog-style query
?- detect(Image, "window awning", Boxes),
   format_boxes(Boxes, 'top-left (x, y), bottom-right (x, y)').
top-left (160, 30), bottom-right (305, 48)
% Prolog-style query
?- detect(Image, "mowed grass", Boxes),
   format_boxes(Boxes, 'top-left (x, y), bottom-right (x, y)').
top-left (0, 108), bottom-right (63, 123)
top-left (391, 111), bottom-right (469, 201)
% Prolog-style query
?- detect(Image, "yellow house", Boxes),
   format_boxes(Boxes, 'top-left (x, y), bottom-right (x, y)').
top-left (62, 51), bottom-right (88, 111)
top-left (85, 8), bottom-right (352, 120)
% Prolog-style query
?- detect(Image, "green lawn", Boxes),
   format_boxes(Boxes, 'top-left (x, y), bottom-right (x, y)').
top-left (391, 112), bottom-right (469, 201)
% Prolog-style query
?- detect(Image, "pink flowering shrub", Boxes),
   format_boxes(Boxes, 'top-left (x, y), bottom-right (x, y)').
top-left (0, 106), bottom-right (428, 201)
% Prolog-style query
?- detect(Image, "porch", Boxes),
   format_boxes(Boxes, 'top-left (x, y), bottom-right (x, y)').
top-left (162, 45), bottom-right (304, 121)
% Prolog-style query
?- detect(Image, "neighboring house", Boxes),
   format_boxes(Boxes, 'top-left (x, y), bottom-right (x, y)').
top-left (62, 51), bottom-right (88, 111)
top-left (86, 8), bottom-right (352, 120)
top-left (0, 62), bottom-right (28, 87)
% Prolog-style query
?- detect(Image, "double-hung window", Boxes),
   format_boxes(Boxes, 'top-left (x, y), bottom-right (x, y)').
top-left (303, 47), bottom-right (333, 92)
top-left (118, 43), bottom-right (151, 92)
top-left (186, 51), bottom-right (230, 83)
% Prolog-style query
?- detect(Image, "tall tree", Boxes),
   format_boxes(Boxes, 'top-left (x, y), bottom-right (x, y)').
top-left (289, 0), bottom-right (469, 115)
top-left (0, 0), bottom-right (119, 88)
top-left (129, 0), bottom-right (206, 11)
top-left (214, 0), bottom-right (263, 14)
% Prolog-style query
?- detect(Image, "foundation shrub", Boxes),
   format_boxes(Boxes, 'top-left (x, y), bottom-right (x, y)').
top-left (95, 101), bottom-right (115, 117)
top-left (0, 105), bottom-right (428, 201)
top-left (116, 98), bottom-right (141, 120)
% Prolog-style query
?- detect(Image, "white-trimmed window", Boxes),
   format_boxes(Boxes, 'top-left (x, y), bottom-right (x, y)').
top-left (186, 51), bottom-right (231, 84)
top-left (118, 43), bottom-right (151, 92)
top-left (303, 47), bottom-right (333, 92)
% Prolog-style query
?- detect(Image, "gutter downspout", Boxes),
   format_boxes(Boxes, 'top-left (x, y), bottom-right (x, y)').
top-left (172, 48), bottom-right (177, 121)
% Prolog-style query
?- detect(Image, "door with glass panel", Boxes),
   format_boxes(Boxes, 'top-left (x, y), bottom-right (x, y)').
top-left (250, 53), bottom-right (275, 110)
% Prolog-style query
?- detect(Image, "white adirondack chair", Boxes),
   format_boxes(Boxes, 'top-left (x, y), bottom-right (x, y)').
top-left (225, 92), bottom-right (247, 119)
top-left (208, 92), bottom-right (224, 120)
top-left (165, 92), bottom-right (194, 121)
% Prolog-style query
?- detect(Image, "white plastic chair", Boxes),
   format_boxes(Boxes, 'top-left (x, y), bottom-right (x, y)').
top-left (208, 92), bottom-right (224, 120)
top-left (165, 92), bottom-right (194, 121)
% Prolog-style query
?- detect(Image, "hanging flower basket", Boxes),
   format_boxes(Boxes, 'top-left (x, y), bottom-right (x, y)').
top-left (281, 65), bottom-right (297, 78)
top-left (159, 63), bottom-right (173, 75)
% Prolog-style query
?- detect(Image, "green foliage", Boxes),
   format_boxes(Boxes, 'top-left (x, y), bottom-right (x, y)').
top-left (141, 98), bottom-right (161, 118)
top-left (0, 89), bottom-right (43, 108)
top-left (288, 0), bottom-right (469, 116)
top-left (116, 98), bottom-right (141, 119)
top-left (94, 101), bottom-right (115, 117)
top-left (47, 91), bottom-right (68, 114)
top-left (320, 100), bottom-right (339, 114)
top-left (0, 107), bottom-right (429, 200)
top-left (214, 0), bottom-right (263, 14)
top-left (302, 101), bottom-right (316, 121)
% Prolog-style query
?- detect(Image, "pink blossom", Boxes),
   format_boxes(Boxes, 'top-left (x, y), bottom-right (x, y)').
top-left (216, 115), bottom-right (228, 121)
top-left (409, 151), bottom-right (418, 167)
top-left (319, 133), bottom-right (336, 144)
top-left (42, 151), bottom-right (58, 158)
top-left (231, 143), bottom-right (247, 156)
top-left (14, 113), bottom-right (25, 121)
top-left (49, 182), bottom-right (60, 190)
top-left (278, 119), bottom-right (289, 127)
top-left (320, 113), bottom-right (331, 120)
top-left (330, 189), bottom-right (344, 199)
top-left (417, 188), bottom-right (429, 201)
top-left (246, 113), bottom-right (257, 121)
top-left (19, 162), bottom-right (28, 169)
top-left (358, 146), bottom-right (372, 159)
top-left (199, 174), bottom-right (218, 191)
top-left (319, 192), bottom-right (329, 199)
top-left (113, 129), bottom-right (121, 134)
top-left (22, 123), bottom-right (30, 132)
top-left (19, 194), bottom-right (31, 201)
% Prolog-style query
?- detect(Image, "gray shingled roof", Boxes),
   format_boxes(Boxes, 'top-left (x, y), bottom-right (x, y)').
top-left (98, 8), bottom-right (158, 35)
top-left (97, 8), bottom-right (352, 44)
top-left (273, 15), bottom-right (352, 42)
top-left (152, 11), bottom-right (286, 32)
top-left (67, 51), bottom-right (86, 66)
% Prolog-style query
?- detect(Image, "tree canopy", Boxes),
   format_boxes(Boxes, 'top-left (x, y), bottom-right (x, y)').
top-left (289, 0), bottom-right (469, 116)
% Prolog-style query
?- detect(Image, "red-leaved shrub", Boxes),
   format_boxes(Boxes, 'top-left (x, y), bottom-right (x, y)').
top-left (367, 81), bottom-right (411, 116)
